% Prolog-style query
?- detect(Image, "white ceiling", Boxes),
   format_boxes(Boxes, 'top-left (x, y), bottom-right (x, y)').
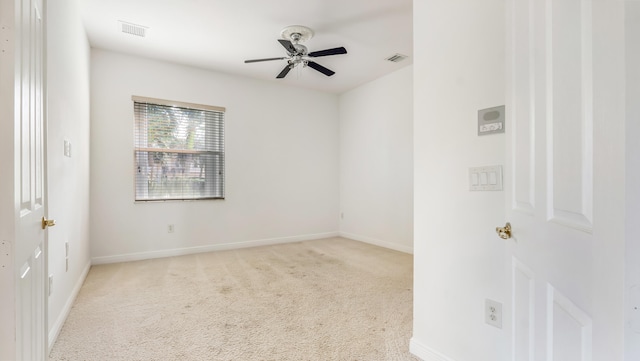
top-left (80, 0), bottom-right (413, 94)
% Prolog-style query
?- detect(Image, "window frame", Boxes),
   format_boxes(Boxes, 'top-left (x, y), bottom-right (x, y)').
top-left (132, 95), bottom-right (226, 202)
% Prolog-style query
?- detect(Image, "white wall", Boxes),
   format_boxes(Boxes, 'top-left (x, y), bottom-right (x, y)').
top-left (338, 66), bottom-right (413, 253)
top-left (626, 1), bottom-right (640, 359)
top-left (90, 50), bottom-right (339, 263)
top-left (46, 0), bottom-right (92, 349)
top-left (411, 1), bottom-right (507, 360)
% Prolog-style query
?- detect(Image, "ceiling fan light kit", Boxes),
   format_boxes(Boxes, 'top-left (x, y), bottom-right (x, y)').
top-left (244, 25), bottom-right (347, 79)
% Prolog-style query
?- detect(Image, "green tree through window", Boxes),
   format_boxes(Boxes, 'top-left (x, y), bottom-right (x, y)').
top-left (133, 97), bottom-right (225, 201)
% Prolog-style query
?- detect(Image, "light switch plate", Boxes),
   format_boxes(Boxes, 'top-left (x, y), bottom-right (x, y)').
top-left (64, 139), bottom-right (71, 158)
top-left (469, 165), bottom-right (503, 191)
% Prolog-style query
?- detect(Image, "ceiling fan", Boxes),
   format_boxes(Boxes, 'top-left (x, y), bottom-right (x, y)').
top-left (244, 25), bottom-right (347, 79)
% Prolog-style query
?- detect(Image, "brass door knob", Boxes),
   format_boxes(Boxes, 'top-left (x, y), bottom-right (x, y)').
top-left (496, 222), bottom-right (511, 239)
top-left (41, 217), bottom-right (56, 230)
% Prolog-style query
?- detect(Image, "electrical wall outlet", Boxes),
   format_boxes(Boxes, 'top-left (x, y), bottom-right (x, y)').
top-left (630, 285), bottom-right (640, 333)
top-left (65, 241), bottom-right (70, 272)
top-left (48, 274), bottom-right (53, 296)
top-left (485, 299), bottom-right (503, 329)
top-left (64, 139), bottom-right (71, 157)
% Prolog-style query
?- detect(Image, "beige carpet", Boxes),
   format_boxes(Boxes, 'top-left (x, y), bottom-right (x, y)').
top-left (49, 237), bottom-right (418, 361)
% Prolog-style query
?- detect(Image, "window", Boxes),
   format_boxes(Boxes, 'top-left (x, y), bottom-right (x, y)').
top-left (133, 96), bottom-right (225, 201)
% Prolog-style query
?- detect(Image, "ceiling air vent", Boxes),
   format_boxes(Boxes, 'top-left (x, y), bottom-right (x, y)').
top-left (385, 53), bottom-right (408, 63)
top-left (119, 21), bottom-right (148, 38)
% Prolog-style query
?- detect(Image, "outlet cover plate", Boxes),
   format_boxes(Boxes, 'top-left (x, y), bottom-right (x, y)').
top-left (64, 139), bottom-right (71, 157)
top-left (48, 274), bottom-right (53, 296)
top-left (485, 299), bottom-right (503, 329)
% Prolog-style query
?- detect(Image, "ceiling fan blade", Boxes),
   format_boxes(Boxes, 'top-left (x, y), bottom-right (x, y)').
top-left (307, 61), bottom-right (335, 77)
top-left (276, 64), bottom-right (294, 79)
top-left (308, 47), bottom-right (347, 57)
top-left (278, 39), bottom-right (297, 54)
top-left (244, 57), bottom-right (287, 63)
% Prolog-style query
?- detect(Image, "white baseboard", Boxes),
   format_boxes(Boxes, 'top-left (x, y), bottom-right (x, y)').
top-left (48, 260), bottom-right (91, 353)
top-left (91, 232), bottom-right (340, 265)
top-left (339, 231), bottom-right (413, 254)
top-left (409, 338), bottom-right (457, 361)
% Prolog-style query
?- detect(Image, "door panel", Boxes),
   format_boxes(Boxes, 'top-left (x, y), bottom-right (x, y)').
top-left (506, 0), bottom-right (596, 359)
top-left (15, 0), bottom-right (47, 359)
top-left (0, 0), bottom-right (47, 356)
top-left (512, 258), bottom-right (535, 361)
top-left (18, 245), bottom-right (45, 360)
top-left (511, 0), bottom-right (536, 214)
top-left (547, 0), bottom-right (593, 231)
top-left (548, 285), bottom-right (592, 361)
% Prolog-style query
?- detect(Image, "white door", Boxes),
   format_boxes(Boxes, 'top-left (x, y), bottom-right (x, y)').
top-left (16, 0), bottom-right (48, 357)
top-left (0, 0), bottom-right (48, 359)
top-left (505, 0), bottom-right (625, 360)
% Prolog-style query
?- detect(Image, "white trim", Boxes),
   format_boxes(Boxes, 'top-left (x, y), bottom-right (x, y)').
top-left (131, 95), bottom-right (226, 113)
top-left (91, 232), bottom-right (340, 265)
top-left (409, 338), bottom-right (457, 361)
top-left (48, 260), bottom-right (91, 353)
top-left (339, 231), bottom-right (413, 254)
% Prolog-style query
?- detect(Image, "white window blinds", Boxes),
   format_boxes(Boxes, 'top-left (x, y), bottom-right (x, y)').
top-left (133, 96), bottom-right (225, 201)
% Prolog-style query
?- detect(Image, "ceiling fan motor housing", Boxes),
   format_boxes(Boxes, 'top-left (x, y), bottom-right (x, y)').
top-left (293, 43), bottom-right (308, 55)
top-left (244, 25), bottom-right (346, 79)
